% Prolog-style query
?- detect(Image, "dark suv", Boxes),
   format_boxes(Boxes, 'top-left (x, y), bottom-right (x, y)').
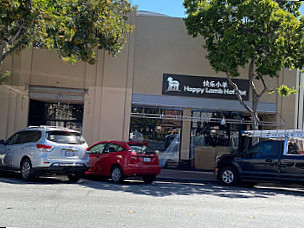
top-left (215, 130), bottom-right (304, 186)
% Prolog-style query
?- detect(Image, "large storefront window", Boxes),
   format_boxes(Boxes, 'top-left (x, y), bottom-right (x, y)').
top-left (130, 106), bottom-right (182, 167)
top-left (28, 100), bottom-right (84, 131)
top-left (191, 110), bottom-right (244, 170)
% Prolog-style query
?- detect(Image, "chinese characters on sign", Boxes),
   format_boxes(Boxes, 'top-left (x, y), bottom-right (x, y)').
top-left (162, 74), bottom-right (249, 101)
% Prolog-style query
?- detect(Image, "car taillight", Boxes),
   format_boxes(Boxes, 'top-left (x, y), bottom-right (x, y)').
top-left (131, 151), bottom-right (138, 159)
top-left (36, 144), bottom-right (53, 152)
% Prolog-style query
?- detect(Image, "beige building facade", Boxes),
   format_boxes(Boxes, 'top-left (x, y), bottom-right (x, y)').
top-left (0, 11), bottom-right (303, 170)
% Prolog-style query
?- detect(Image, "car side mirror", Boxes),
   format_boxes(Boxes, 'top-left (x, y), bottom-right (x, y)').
top-left (0, 140), bottom-right (5, 145)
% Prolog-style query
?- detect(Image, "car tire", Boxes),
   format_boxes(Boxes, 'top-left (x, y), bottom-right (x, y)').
top-left (219, 166), bottom-right (239, 186)
top-left (111, 166), bottom-right (124, 184)
top-left (21, 158), bottom-right (33, 181)
top-left (68, 173), bottom-right (81, 182)
top-left (142, 175), bottom-right (156, 184)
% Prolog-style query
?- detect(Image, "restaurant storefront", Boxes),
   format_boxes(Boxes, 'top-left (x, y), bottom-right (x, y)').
top-left (130, 73), bottom-right (279, 170)
top-left (0, 10), bottom-right (298, 171)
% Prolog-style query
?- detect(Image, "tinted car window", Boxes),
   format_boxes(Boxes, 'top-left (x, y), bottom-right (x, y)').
top-left (18, 131), bottom-right (41, 144)
top-left (46, 131), bottom-right (85, 144)
top-left (6, 133), bottom-right (20, 145)
top-left (90, 143), bottom-right (107, 154)
top-left (247, 141), bottom-right (279, 158)
top-left (129, 144), bottom-right (154, 154)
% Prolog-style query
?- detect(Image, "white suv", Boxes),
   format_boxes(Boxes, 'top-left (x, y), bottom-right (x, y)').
top-left (0, 126), bottom-right (89, 181)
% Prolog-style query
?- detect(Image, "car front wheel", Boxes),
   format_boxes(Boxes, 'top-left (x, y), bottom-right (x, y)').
top-left (111, 166), bottom-right (124, 184)
top-left (219, 166), bottom-right (239, 186)
top-left (21, 158), bottom-right (33, 181)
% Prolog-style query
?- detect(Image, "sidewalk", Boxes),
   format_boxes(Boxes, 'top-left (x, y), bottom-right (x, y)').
top-left (156, 168), bottom-right (217, 183)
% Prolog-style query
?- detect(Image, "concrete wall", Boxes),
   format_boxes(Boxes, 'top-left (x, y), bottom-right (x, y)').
top-left (0, 49), bottom-right (32, 139)
top-left (277, 69), bottom-right (298, 128)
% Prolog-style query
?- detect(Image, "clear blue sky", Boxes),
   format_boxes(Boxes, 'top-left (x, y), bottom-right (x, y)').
top-left (130, 0), bottom-right (186, 17)
top-left (130, 0), bottom-right (304, 18)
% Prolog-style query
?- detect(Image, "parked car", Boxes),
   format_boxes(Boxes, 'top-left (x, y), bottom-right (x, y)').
top-left (215, 129), bottom-right (304, 187)
top-left (0, 126), bottom-right (89, 181)
top-left (85, 141), bottom-right (161, 183)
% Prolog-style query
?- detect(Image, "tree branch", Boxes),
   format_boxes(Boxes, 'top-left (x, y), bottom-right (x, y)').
top-left (0, 40), bottom-right (5, 62)
top-left (257, 74), bottom-right (269, 98)
top-left (8, 22), bottom-right (23, 46)
top-left (226, 72), bottom-right (253, 113)
top-left (0, 22), bottom-right (25, 66)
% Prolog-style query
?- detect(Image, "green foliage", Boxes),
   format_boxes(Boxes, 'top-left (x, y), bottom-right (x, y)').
top-left (0, 0), bottom-right (134, 67)
top-left (184, 0), bottom-right (304, 128)
top-left (276, 84), bottom-right (298, 96)
top-left (184, 0), bottom-right (304, 79)
top-left (0, 70), bottom-right (11, 84)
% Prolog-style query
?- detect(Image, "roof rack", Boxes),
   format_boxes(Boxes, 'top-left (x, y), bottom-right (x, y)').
top-left (242, 129), bottom-right (304, 138)
top-left (27, 125), bottom-right (74, 130)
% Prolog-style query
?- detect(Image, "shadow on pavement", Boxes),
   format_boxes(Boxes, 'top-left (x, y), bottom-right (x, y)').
top-left (80, 176), bottom-right (304, 199)
top-left (0, 170), bottom-right (304, 199)
top-left (0, 170), bottom-right (71, 184)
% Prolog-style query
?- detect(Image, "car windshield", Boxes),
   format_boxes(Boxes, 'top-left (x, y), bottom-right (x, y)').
top-left (46, 131), bottom-right (86, 144)
top-left (129, 144), bottom-right (154, 154)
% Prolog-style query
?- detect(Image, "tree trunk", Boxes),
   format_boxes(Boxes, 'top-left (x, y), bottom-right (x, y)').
top-left (248, 59), bottom-right (260, 131)
top-left (226, 59), bottom-right (260, 132)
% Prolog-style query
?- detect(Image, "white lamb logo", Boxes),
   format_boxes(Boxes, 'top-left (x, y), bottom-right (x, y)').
top-left (167, 77), bottom-right (180, 91)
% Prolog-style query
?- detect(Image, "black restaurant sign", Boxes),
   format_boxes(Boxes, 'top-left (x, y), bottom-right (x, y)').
top-left (162, 74), bottom-right (249, 101)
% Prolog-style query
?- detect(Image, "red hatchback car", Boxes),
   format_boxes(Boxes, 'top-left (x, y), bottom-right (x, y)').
top-left (85, 141), bottom-right (161, 183)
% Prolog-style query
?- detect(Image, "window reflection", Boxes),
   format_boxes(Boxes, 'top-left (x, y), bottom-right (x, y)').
top-left (130, 106), bottom-right (182, 168)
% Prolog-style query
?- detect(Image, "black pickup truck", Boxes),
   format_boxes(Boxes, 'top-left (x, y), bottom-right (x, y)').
top-left (215, 132), bottom-right (304, 186)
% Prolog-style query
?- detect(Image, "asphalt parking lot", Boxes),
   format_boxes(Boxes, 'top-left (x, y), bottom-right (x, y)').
top-left (1, 171), bottom-right (304, 228)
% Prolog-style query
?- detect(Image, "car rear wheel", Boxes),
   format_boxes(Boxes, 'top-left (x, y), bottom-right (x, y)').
top-left (68, 173), bottom-right (81, 182)
top-left (21, 158), bottom-right (33, 181)
top-left (111, 166), bottom-right (124, 184)
top-left (219, 166), bottom-right (239, 186)
top-left (142, 175), bottom-right (156, 184)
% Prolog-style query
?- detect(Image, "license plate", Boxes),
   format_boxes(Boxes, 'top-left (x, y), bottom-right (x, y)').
top-left (144, 157), bottom-right (151, 162)
top-left (62, 148), bottom-right (76, 157)
top-left (65, 151), bottom-right (75, 157)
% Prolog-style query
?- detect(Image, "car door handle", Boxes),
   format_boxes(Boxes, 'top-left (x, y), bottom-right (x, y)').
top-left (96, 156), bottom-right (100, 158)
top-left (7, 148), bottom-right (11, 151)
top-left (265, 159), bottom-right (272, 163)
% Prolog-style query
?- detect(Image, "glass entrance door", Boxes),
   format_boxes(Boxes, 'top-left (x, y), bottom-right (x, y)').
top-left (130, 106), bottom-right (182, 168)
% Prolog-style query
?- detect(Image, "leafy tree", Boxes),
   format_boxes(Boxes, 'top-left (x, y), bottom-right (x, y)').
top-left (184, 0), bottom-right (304, 129)
top-left (0, 0), bottom-right (133, 74)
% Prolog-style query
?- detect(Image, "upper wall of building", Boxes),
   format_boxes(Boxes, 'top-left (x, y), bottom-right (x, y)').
top-left (132, 14), bottom-right (297, 105)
